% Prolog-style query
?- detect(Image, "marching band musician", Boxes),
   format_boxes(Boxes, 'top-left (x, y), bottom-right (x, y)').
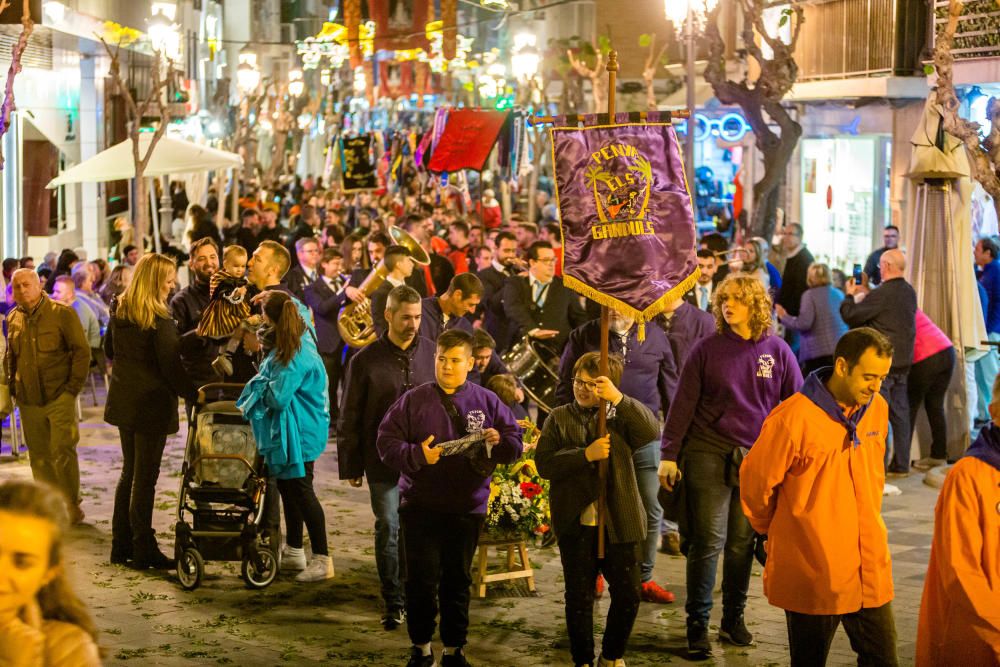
top-left (503, 241), bottom-right (587, 354)
top-left (417, 273), bottom-right (483, 343)
top-left (477, 230), bottom-right (522, 353)
top-left (556, 310), bottom-right (678, 605)
top-left (303, 247), bottom-right (352, 422)
top-left (371, 246), bottom-right (417, 336)
top-left (338, 285), bottom-right (436, 631)
top-left (377, 329), bottom-right (522, 667)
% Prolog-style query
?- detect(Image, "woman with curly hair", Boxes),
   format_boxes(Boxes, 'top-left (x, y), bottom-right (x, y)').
top-left (0, 479), bottom-right (102, 665)
top-left (658, 274), bottom-right (802, 659)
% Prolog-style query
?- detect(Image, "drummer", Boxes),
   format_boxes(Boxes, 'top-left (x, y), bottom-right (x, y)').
top-left (556, 310), bottom-right (679, 605)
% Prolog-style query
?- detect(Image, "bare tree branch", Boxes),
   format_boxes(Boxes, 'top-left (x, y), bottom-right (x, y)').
top-left (567, 46), bottom-right (606, 113)
top-left (0, 0), bottom-right (35, 169)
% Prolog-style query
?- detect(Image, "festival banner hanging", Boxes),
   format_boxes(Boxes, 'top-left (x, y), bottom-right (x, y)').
top-left (371, 0), bottom-right (429, 52)
top-left (340, 134), bottom-right (379, 192)
top-left (427, 109), bottom-right (510, 173)
top-left (550, 114), bottom-right (698, 339)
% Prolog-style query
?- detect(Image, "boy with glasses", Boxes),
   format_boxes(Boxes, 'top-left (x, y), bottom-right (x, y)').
top-left (537, 352), bottom-right (660, 667)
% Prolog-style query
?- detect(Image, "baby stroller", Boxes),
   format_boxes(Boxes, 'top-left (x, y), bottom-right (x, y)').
top-left (174, 383), bottom-right (279, 590)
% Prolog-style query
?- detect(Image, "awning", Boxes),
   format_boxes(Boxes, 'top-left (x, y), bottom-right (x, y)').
top-left (47, 134), bottom-right (242, 188)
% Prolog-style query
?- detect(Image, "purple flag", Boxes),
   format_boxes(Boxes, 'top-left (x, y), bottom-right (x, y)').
top-left (550, 121), bottom-right (698, 338)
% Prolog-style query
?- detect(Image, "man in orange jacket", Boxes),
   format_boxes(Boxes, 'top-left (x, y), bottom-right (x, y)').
top-left (740, 327), bottom-right (898, 666)
top-left (916, 374), bottom-right (1000, 665)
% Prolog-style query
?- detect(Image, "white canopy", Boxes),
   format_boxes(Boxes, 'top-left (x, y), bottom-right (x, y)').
top-left (46, 134), bottom-right (242, 188)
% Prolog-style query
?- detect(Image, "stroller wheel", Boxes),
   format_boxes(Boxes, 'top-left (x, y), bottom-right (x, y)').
top-left (242, 549), bottom-right (278, 589)
top-left (177, 548), bottom-right (204, 590)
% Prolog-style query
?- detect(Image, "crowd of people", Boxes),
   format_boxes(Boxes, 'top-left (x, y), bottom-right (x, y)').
top-left (0, 179), bottom-right (997, 667)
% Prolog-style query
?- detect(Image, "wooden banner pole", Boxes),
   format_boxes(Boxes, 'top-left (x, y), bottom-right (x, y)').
top-left (596, 49), bottom-right (618, 560)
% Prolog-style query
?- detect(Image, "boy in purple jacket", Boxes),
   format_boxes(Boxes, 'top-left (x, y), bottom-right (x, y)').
top-left (377, 329), bottom-right (523, 667)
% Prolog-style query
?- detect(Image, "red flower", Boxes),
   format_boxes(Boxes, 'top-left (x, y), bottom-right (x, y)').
top-left (520, 482), bottom-right (543, 499)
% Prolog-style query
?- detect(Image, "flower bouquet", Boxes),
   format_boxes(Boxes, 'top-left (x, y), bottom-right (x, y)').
top-left (485, 453), bottom-right (551, 542)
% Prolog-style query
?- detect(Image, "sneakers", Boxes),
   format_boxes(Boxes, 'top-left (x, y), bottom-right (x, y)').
top-left (912, 457), bottom-right (946, 471)
top-left (659, 531), bottom-right (681, 556)
top-left (686, 621), bottom-right (712, 659)
top-left (440, 648), bottom-right (471, 667)
top-left (280, 545), bottom-right (307, 572)
top-left (595, 574), bottom-right (605, 598)
top-left (720, 615), bottom-right (754, 646)
top-left (640, 580), bottom-right (676, 604)
top-left (883, 483), bottom-right (902, 496)
top-left (406, 646), bottom-right (434, 667)
top-left (295, 554), bottom-right (334, 582)
top-left (382, 607), bottom-right (406, 631)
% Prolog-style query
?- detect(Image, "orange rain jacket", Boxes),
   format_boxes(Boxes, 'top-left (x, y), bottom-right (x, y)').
top-left (740, 389), bottom-right (893, 615)
top-left (916, 456), bottom-right (1000, 665)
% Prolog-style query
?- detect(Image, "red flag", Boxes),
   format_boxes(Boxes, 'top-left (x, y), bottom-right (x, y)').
top-left (427, 109), bottom-right (509, 173)
top-left (379, 60), bottom-right (414, 99)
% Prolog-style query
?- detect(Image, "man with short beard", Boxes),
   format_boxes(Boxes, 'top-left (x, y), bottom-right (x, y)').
top-left (338, 285), bottom-right (436, 631)
top-left (170, 238), bottom-right (222, 388)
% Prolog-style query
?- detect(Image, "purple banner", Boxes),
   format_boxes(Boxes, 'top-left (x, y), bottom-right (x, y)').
top-left (550, 122), bottom-right (698, 336)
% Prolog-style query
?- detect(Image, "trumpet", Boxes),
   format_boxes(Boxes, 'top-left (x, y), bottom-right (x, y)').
top-left (336, 226), bottom-right (430, 347)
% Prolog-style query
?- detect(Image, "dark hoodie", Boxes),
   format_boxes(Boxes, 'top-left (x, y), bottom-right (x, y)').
top-left (966, 422), bottom-right (1000, 471)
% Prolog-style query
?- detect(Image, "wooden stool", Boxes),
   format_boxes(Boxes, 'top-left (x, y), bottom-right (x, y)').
top-left (472, 535), bottom-right (536, 598)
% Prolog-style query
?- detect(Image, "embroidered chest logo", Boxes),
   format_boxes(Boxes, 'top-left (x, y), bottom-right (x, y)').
top-left (756, 354), bottom-right (775, 379)
top-left (466, 410), bottom-right (486, 433)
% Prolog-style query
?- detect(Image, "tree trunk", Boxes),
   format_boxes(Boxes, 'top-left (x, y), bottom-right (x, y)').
top-left (134, 164), bottom-right (148, 253)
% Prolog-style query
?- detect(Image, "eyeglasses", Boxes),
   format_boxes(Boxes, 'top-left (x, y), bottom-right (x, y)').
top-left (533, 257), bottom-right (557, 265)
top-left (573, 377), bottom-right (599, 391)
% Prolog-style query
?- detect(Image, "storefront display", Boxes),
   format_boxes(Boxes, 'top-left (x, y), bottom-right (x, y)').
top-left (800, 136), bottom-right (890, 273)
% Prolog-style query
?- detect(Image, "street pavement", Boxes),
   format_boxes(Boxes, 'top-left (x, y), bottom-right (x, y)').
top-left (0, 395), bottom-right (937, 666)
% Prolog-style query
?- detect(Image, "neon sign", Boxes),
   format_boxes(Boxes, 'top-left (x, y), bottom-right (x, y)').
top-left (674, 112), bottom-right (751, 143)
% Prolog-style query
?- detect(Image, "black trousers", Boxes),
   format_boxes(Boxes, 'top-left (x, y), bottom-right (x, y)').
top-left (907, 347), bottom-right (956, 460)
top-left (399, 510), bottom-right (482, 647)
top-left (112, 429), bottom-right (167, 558)
top-left (559, 526), bottom-right (642, 665)
top-left (785, 602), bottom-right (898, 667)
top-left (558, 527), bottom-right (641, 665)
top-left (275, 461), bottom-right (327, 555)
top-left (880, 373), bottom-right (911, 472)
top-left (321, 349), bottom-right (343, 421)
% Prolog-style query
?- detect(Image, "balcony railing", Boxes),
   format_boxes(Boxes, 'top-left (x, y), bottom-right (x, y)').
top-left (794, 0), bottom-right (928, 80)
top-left (933, 0), bottom-right (1000, 59)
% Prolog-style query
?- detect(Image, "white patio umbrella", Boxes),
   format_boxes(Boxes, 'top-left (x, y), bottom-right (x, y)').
top-left (46, 134), bottom-right (242, 188)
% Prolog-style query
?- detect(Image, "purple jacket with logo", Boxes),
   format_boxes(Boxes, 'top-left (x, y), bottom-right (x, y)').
top-left (377, 381), bottom-right (523, 514)
top-left (661, 330), bottom-right (802, 461)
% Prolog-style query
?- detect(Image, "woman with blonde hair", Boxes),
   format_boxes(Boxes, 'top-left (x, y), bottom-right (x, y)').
top-left (741, 237), bottom-right (782, 298)
top-left (659, 274), bottom-right (802, 658)
top-left (775, 262), bottom-right (848, 376)
top-left (104, 253), bottom-right (196, 570)
top-left (0, 479), bottom-right (102, 665)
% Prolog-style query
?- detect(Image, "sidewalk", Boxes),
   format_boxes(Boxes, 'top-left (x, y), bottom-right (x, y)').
top-left (0, 398), bottom-right (936, 666)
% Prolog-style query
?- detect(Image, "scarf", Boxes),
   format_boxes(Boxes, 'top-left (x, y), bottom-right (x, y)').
top-left (799, 368), bottom-right (871, 447)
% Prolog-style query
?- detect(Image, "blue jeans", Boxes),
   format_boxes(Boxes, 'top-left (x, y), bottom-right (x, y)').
top-left (682, 449), bottom-right (756, 626)
top-left (975, 332), bottom-right (1000, 420)
top-left (368, 480), bottom-right (404, 612)
top-left (632, 441), bottom-right (662, 583)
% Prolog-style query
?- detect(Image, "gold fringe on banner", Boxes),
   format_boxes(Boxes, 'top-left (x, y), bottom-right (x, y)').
top-left (562, 269), bottom-right (701, 343)
top-left (346, 0), bottom-right (361, 68)
top-left (441, 0), bottom-right (457, 61)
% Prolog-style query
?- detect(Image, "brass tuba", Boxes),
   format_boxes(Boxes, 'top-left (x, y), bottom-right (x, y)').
top-left (337, 226), bottom-right (430, 348)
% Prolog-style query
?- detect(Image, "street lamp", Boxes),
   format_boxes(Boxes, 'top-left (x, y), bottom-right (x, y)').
top-left (237, 44), bottom-right (261, 94)
top-left (288, 68), bottom-right (305, 97)
top-left (665, 0), bottom-right (718, 186)
top-left (511, 32), bottom-right (540, 107)
top-left (147, 8), bottom-right (178, 59)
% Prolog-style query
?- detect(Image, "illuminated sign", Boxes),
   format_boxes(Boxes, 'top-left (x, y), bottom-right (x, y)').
top-left (674, 112), bottom-right (751, 143)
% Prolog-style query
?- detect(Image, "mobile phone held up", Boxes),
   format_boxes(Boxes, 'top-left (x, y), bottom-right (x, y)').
top-left (853, 264), bottom-right (863, 284)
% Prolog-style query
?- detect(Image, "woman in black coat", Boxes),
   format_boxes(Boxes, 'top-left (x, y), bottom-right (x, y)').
top-left (105, 253), bottom-right (196, 569)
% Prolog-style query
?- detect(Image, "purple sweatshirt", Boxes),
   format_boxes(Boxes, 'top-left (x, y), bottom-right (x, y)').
top-left (377, 381), bottom-right (523, 514)
top-left (661, 330), bottom-right (802, 461)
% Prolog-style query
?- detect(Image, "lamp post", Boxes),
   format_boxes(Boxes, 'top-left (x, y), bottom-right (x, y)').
top-left (511, 32), bottom-right (540, 108)
top-left (147, 5), bottom-right (179, 254)
top-left (665, 0), bottom-right (717, 186)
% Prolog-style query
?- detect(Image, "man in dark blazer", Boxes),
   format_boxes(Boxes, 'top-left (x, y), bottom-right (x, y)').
top-left (371, 246), bottom-right (415, 336)
top-left (477, 230), bottom-right (522, 354)
top-left (503, 241), bottom-right (587, 354)
top-left (304, 247), bottom-right (350, 420)
top-left (282, 236), bottom-right (322, 301)
top-left (349, 231), bottom-right (427, 300)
